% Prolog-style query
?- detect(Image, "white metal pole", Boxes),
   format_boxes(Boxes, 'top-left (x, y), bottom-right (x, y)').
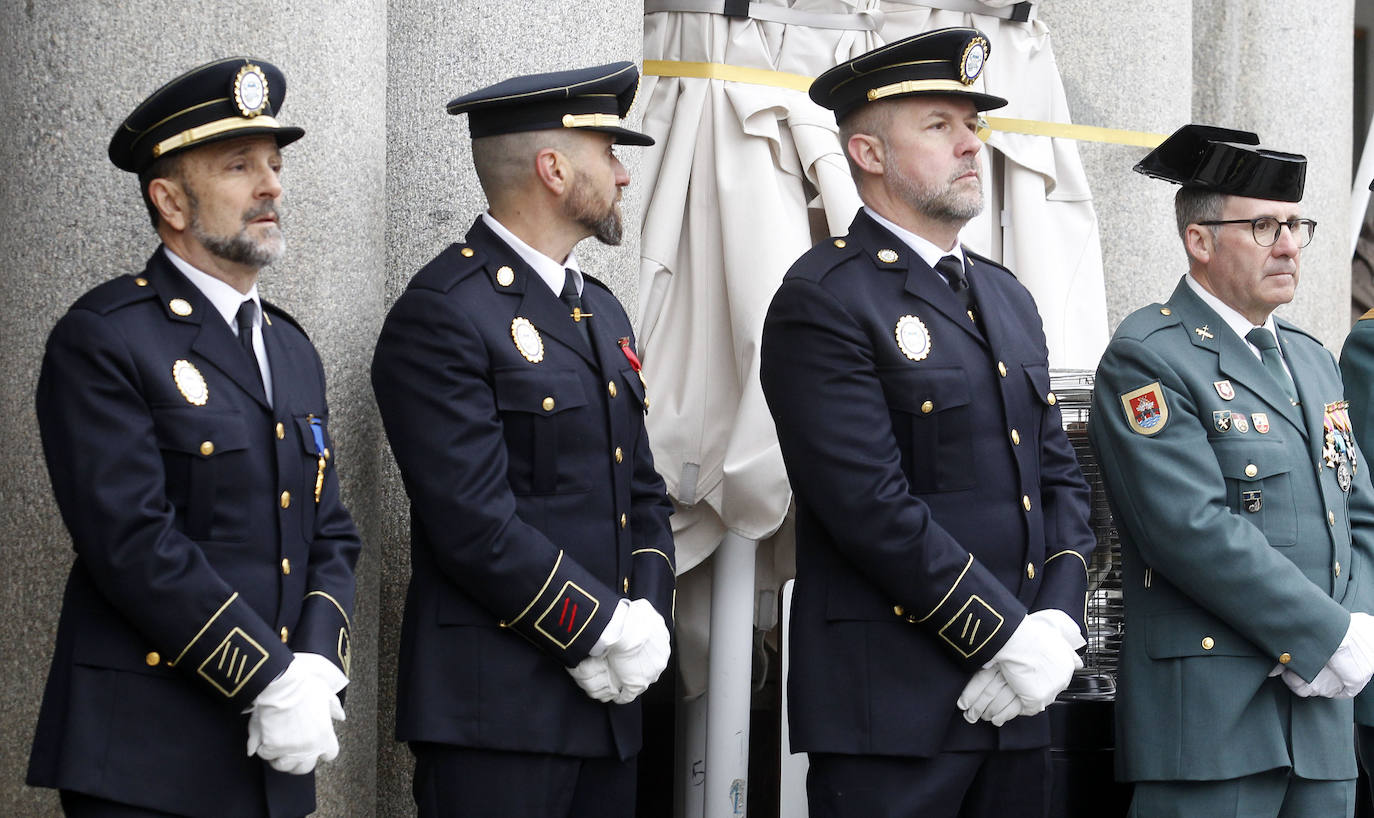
top-left (703, 531), bottom-right (757, 817)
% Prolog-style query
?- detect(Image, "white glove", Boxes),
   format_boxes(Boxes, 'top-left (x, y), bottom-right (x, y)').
top-left (567, 655), bottom-right (622, 702)
top-left (956, 666), bottom-right (1021, 726)
top-left (987, 610), bottom-right (1083, 717)
top-left (601, 598), bottom-right (670, 705)
top-left (247, 656), bottom-right (345, 774)
top-left (1280, 612), bottom-right (1374, 699)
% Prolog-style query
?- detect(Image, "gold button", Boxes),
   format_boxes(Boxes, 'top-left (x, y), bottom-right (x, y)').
top-left (542, 397), bottom-right (555, 412)
top-left (276, 422), bottom-right (285, 440)
top-left (893, 605), bottom-right (906, 616)
top-left (623, 577), bottom-right (630, 592)
top-left (1027, 563), bottom-right (1036, 579)
top-left (461, 247), bottom-right (474, 257)
top-left (608, 381), bottom-right (618, 398)
top-left (135, 277), bottom-right (148, 287)
top-left (1047, 392), bottom-right (1057, 406)
top-left (145, 651), bottom-right (161, 666)
top-left (1160, 307), bottom-right (1172, 316)
top-left (1022, 495), bottom-right (1031, 511)
top-left (620, 513), bottom-right (627, 528)
top-left (921, 400), bottom-right (934, 414)
top-left (834, 239), bottom-right (847, 248)
top-left (614, 447), bottom-right (624, 463)
top-left (497, 620), bottom-right (508, 628)
top-left (644, 398), bottom-right (651, 409)
top-left (1010, 429), bottom-right (1021, 445)
top-left (280, 627), bottom-right (289, 643)
top-left (1201, 637), bottom-right (1214, 650)
top-left (281, 558), bottom-right (291, 575)
top-left (1244, 464), bottom-right (1258, 478)
top-left (280, 491), bottom-right (291, 509)
top-left (998, 361), bottom-right (1008, 377)
top-left (1329, 511), bottom-right (1336, 526)
top-left (1279, 652), bottom-right (1292, 664)
top-left (1335, 561), bottom-right (1341, 577)
top-left (199, 441), bottom-right (214, 456)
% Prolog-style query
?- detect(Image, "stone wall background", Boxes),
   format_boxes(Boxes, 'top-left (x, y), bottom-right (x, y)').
top-left (0, 2), bottom-right (1354, 815)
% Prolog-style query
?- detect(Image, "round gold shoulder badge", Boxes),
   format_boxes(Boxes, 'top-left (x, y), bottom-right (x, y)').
top-left (496, 266), bottom-right (515, 287)
top-left (877, 248), bottom-right (899, 264)
top-left (511, 317), bottom-right (544, 364)
top-left (895, 315), bottom-right (932, 362)
top-left (960, 37), bottom-right (990, 85)
top-left (169, 298), bottom-right (193, 316)
top-left (234, 63), bottom-right (269, 117)
top-left (173, 359), bottom-right (209, 406)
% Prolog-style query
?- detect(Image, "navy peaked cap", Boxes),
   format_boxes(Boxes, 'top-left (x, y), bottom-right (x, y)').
top-left (1135, 124), bottom-right (1306, 202)
top-left (810, 27), bottom-right (1008, 121)
top-left (109, 57), bottom-right (303, 174)
top-left (446, 61), bottom-right (653, 146)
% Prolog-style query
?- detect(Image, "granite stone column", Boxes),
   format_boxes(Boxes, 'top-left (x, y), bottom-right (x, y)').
top-left (377, 1), bottom-right (646, 814)
top-left (0, 2), bottom-right (388, 815)
top-left (1193, 0), bottom-right (1354, 347)
top-left (1039, 0), bottom-right (1195, 333)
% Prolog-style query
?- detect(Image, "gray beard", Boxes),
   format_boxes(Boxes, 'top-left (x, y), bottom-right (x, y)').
top-left (188, 192), bottom-right (283, 268)
top-left (889, 161), bottom-right (984, 224)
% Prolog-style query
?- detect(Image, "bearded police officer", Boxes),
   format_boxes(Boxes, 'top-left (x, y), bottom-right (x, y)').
top-left (1090, 124), bottom-right (1374, 817)
top-left (371, 62), bottom-right (675, 818)
top-left (759, 28), bottom-right (1096, 818)
top-left (26, 58), bottom-right (362, 817)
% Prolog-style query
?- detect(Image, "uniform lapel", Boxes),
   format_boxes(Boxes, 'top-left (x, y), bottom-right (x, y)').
top-left (965, 256), bottom-right (1016, 354)
top-left (468, 219), bottom-right (597, 366)
top-left (1281, 322), bottom-right (1332, 461)
top-left (849, 212), bottom-right (984, 346)
top-left (147, 250), bottom-right (271, 409)
top-left (260, 305), bottom-right (292, 413)
top-left (1171, 282), bottom-right (1305, 437)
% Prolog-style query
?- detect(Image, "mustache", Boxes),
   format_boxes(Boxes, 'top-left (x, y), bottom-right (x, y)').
top-left (245, 202), bottom-right (279, 223)
top-left (950, 162), bottom-right (980, 183)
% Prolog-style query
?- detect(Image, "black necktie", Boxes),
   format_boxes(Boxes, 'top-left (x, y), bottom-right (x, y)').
top-left (1245, 327), bottom-right (1298, 405)
top-left (935, 254), bottom-right (974, 317)
top-left (236, 300), bottom-right (263, 385)
top-left (560, 268), bottom-right (592, 348)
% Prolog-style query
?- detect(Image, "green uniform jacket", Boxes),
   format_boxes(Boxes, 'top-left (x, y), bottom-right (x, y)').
top-left (1089, 277), bottom-right (1374, 783)
top-left (1338, 308), bottom-right (1374, 726)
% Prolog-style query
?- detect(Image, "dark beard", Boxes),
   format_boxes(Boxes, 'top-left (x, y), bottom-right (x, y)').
top-left (188, 190), bottom-right (283, 268)
top-left (567, 176), bottom-right (623, 246)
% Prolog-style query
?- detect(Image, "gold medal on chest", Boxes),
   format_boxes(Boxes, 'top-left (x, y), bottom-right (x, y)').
top-left (894, 315), bottom-right (932, 362)
top-left (173, 359), bottom-right (208, 406)
top-left (511, 317), bottom-right (544, 363)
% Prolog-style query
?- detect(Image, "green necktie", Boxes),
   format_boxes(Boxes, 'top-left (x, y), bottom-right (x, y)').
top-left (1245, 327), bottom-right (1298, 405)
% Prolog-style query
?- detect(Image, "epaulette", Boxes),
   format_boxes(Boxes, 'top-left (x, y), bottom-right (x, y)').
top-left (70, 274), bottom-right (159, 316)
top-left (965, 248), bottom-right (1016, 280)
top-left (1113, 302), bottom-right (1183, 342)
top-left (1361, 307), bottom-right (1374, 323)
top-left (787, 236), bottom-right (862, 283)
top-left (262, 300), bottom-right (309, 339)
top-left (409, 241), bottom-right (488, 294)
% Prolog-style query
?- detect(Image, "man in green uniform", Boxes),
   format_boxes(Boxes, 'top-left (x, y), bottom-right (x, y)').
top-left (1090, 124), bottom-right (1374, 818)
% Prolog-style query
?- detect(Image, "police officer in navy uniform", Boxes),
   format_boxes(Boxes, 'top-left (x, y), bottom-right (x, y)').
top-left (371, 62), bottom-right (675, 818)
top-left (1091, 125), bottom-right (1374, 817)
top-left (26, 58), bottom-right (362, 817)
top-left (759, 28), bottom-right (1096, 818)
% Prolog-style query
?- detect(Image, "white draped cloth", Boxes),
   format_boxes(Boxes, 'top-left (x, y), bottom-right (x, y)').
top-left (637, 0), bottom-right (1107, 695)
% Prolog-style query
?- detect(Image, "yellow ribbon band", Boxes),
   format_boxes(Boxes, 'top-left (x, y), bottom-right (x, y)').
top-left (642, 59), bottom-right (1166, 148)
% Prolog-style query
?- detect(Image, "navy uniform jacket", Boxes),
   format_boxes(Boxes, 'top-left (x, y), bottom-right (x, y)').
top-left (27, 248), bottom-right (361, 818)
top-left (371, 217), bottom-right (675, 760)
top-left (1090, 278), bottom-right (1374, 782)
top-left (759, 210), bottom-right (1095, 757)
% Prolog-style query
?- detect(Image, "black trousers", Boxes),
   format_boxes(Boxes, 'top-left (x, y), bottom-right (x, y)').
top-left (411, 743), bottom-right (637, 818)
top-left (806, 748), bottom-right (1051, 818)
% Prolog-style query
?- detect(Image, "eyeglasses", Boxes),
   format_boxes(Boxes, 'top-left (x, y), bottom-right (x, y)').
top-left (1195, 216), bottom-right (1317, 248)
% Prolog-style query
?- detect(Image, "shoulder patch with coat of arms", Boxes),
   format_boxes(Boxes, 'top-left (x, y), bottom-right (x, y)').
top-left (1120, 381), bottom-right (1169, 435)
